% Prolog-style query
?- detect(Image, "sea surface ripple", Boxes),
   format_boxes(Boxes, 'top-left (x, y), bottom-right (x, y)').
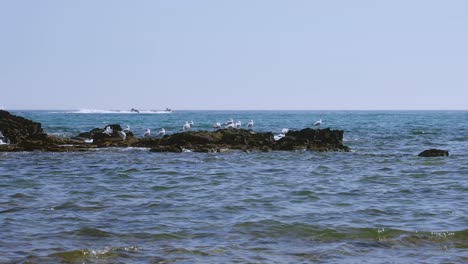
top-left (0, 110), bottom-right (467, 263)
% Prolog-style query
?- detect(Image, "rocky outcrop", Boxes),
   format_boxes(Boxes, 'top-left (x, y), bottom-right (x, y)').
top-left (418, 149), bottom-right (449, 157)
top-left (75, 124), bottom-right (138, 147)
top-left (142, 128), bottom-right (350, 153)
top-left (0, 110), bottom-right (47, 144)
top-left (0, 110), bottom-right (92, 151)
top-left (0, 110), bottom-right (350, 153)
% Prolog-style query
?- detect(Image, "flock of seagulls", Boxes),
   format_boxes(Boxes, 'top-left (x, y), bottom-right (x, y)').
top-left (93, 117), bottom-right (323, 142)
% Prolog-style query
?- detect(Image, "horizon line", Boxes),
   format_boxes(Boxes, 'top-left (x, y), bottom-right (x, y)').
top-left (3, 108), bottom-right (468, 112)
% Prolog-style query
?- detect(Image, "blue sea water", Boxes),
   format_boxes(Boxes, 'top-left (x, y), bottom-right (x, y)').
top-left (0, 110), bottom-right (467, 263)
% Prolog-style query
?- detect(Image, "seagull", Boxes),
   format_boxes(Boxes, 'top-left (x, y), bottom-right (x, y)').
top-left (122, 125), bottom-right (130, 133)
top-left (182, 122), bottom-right (191, 131)
top-left (273, 134), bottom-right (284, 141)
top-left (224, 118), bottom-right (234, 126)
top-left (213, 122), bottom-right (221, 129)
top-left (235, 121), bottom-right (242, 129)
top-left (246, 120), bottom-right (254, 128)
top-left (103, 126), bottom-right (113, 135)
top-left (117, 130), bottom-right (126, 141)
top-left (189, 121), bottom-right (194, 128)
top-left (84, 138), bottom-right (94, 143)
top-left (274, 128), bottom-right (289, 141)
top-left (158, 128), bottom-right (166, 137)
top-left (143, 129), bottom-right (151, 137)
top-left (225, 122), bottom-right (235, 129)
top-left (0, 131), bottom-right (5, 145)
top-left (313, 119), bottom-right (322, 127)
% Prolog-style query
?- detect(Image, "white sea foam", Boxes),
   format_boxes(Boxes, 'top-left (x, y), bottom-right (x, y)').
top-left (69, 109), bottom-right (173, 114)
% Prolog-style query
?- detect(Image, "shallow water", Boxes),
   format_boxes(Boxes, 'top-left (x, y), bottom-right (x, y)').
top-left (1, 110), bottom-right (467, 263)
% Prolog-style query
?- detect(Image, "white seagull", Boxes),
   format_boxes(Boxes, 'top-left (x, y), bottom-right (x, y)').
top-left (235, 121), bottom-right (242, 129)
top-left (274, 128), bottom-right (289, 141)
top-left (246, 120), bottom-right (254, 128)
top-left (158, 128), bottom-right (166, 137)
top-left (143, 129), bottom-right (151, 137)
top-left (117, 130), bottom-right (126, 141)
top-left (313, 118), bottom-right (322, 127)
top-left (224, 118), bottom-right (234, 126)
top-left (182, 122), bottom-right (191, 131)
top-left (103, 126), bottom-right (113, 135)
top-left (213, 122), bottom-right (221, 129)
top-left (225, 122), bottom-right (235, 129)
top-left (122, 125), bottom-right (130, 133)
top-left (189, 120), bottom-right (194, 128)
top-left (84, 138), bottom-right (94, 143)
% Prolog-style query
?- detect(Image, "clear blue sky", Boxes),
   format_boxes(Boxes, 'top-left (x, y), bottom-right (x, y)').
top-left (1, 0), bottom-right (467, 110)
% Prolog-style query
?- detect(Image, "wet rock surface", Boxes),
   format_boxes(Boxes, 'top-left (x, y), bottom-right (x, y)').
top-left (418, 149), bottom-right (449, 157)
top-left (0, 110), bottom-right (46, 144)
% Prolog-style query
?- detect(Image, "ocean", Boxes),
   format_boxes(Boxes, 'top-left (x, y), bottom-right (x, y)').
top-left (1, 110), bottom-right (467, 263)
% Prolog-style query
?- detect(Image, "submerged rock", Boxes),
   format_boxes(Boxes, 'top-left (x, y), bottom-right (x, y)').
top-left (418, 149), bottom-right (449, 157)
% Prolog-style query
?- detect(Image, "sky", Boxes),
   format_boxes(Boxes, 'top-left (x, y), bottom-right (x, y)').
top-left (1, 0), bottom-right (467, 110)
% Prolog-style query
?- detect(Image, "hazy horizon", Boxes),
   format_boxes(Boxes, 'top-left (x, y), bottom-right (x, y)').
top-left (2, 1), bottom-right (467, 110)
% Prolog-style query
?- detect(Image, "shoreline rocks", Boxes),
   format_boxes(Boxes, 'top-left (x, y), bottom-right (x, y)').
top-left (0, 110), bottom-right (350, 153)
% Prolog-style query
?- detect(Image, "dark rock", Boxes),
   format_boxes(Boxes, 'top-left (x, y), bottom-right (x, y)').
top-left (0, 110), bottom-right (47, 144)
top-left (76, 124), bottom-right (137, 147)
top-left (275, 128), bottom-right (349, 152)
top-left (0, 110), bottom-right (351, 153)
top-left (0, 110), bottom-right (97, 152)
top-left (146, 128), bottom-right (349, 153)
top-left (418, 149), bottom-right (449, 157)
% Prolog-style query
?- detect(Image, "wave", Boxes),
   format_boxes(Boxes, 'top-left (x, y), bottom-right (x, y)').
top-left (233, 220), bottom-right (468, 245)
top-left (46, 246), bottom-right (143, 263)
top-left (68, 109), bottom-right (173, 114)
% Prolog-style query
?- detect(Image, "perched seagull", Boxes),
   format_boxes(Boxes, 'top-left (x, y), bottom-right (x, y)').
top-left (117, 130), bottom-right (126, 141)
top-left (224, 118), bottom-right (234, 126)
top-left (246, 120), bottom-right (254, 128)
top-left (122, 125), bottom-right (130, 133)
top-left (103, 126), bottom-right (113, 135)
top-left (143, 129), bottom-right (151, 137)
top-left (182, 122), bottom-right (191, 131)
top-left (274, 128), bottom-right (289, 141)
top-left (84, 138), bottom-right (94, 143)
top-left (225, 122), bottom-right (235, 129)
top-left (158, 128), bottom-right (166, 137)
top-left (313, 118), bottom-right (322, 127)
top-left (213, 122), bottom-right (221, 129)
top-left (273, 134), bottom-right (284, 141)
top-left (189, 120), bottom-right (194, 128)
top-left (0, 130), bottom-right (4, 139)
top-left (235, 121), bottom-right (242, 129)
